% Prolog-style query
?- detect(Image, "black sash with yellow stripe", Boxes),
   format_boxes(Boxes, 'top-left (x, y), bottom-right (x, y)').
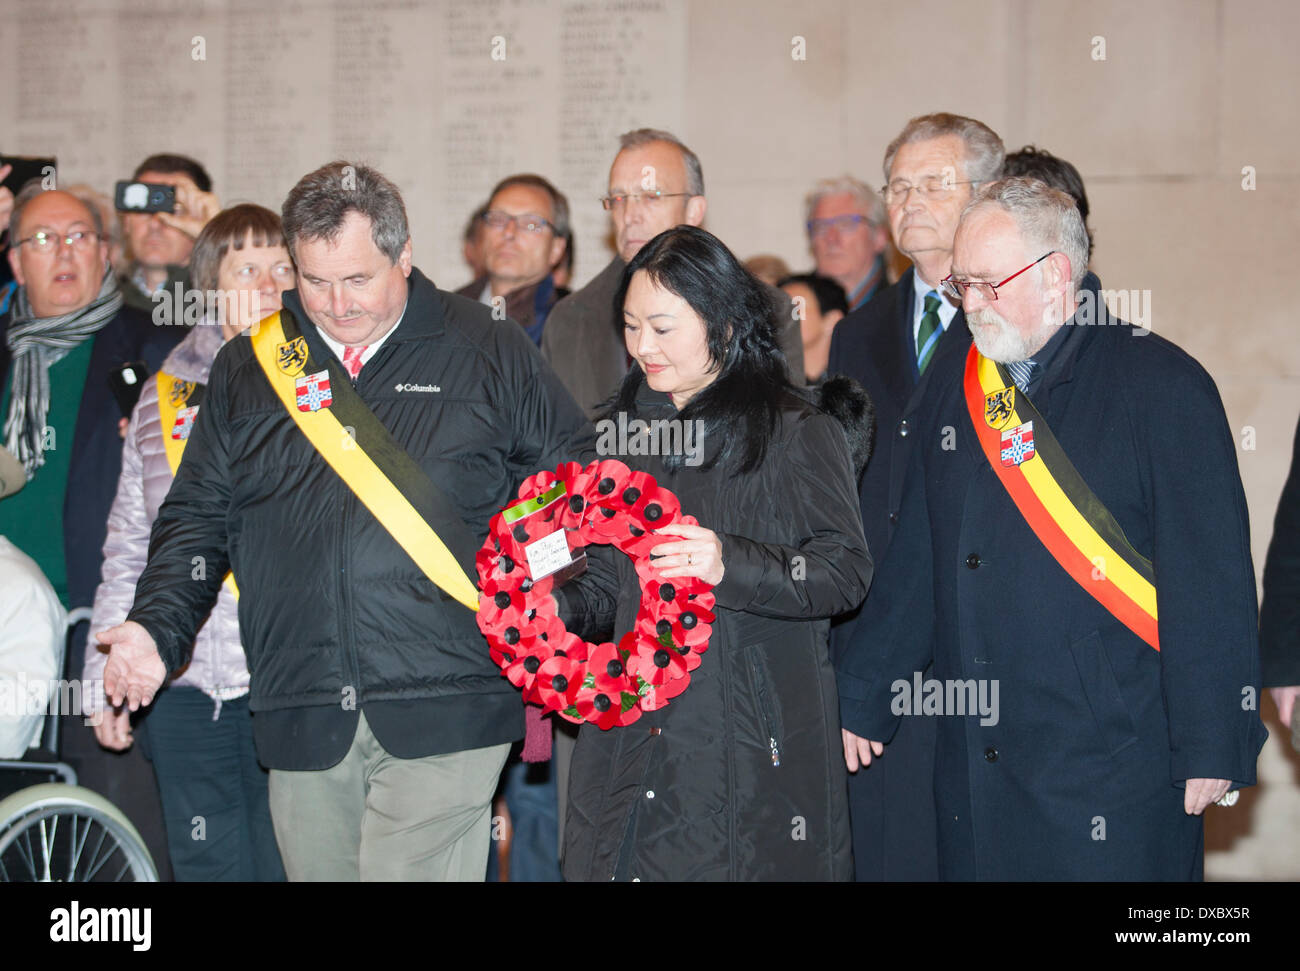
top-left (249, 310), bottom-right (480, 612)
top-left (963, 344), bottom-right (1159, 650)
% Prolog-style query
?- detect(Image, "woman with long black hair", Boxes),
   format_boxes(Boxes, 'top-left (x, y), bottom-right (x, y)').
top-left (559, 225), bottom-right (873, 881)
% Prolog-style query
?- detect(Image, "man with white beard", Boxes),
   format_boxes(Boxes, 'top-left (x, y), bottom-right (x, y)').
top-left (835, 177), bottom-right (1266, 880)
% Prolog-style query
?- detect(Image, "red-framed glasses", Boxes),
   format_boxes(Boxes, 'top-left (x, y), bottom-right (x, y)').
top-left (941, 251), bottom-right (1056, 302)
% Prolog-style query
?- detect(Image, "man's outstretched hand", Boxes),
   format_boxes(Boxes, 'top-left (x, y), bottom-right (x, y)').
top-left (98, 621), bottom-right (166, 711)
top-left (842, 728), bottom-right (885, 772)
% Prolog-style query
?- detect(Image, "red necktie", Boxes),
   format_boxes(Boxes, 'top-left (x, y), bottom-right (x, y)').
top-left (342, 345), bottom-right (368, 379)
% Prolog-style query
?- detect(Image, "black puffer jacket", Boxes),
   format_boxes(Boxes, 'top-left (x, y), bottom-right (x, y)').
top-left (559, 380), bottom-right (873, 881)
top-left (128, 269), bottom-right (593, 769)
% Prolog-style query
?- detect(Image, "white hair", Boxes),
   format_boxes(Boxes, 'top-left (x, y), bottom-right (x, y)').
top-left (964, 177), bottom-right (1090, 291)
top-left (883, 112), bottom-right (1005, 187)
top-left (804, 176), bottom-right (885, 227)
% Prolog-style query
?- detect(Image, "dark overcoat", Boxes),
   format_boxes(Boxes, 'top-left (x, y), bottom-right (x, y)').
top-left (825, 266), bottom-right (969, 880)
top-left (836, 304), bottom-right (1267, 880)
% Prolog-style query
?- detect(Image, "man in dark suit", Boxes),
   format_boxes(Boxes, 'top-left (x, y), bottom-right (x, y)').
top-left (837, 177), bottom-right (1266, 879)
top-left (541, 128), bottom-right (804, 419)
top-left (826, 112), bottom-right (1004, 881)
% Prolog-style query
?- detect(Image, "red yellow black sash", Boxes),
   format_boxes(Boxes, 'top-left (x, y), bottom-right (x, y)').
top-left (156, 371), bottom-right (239, 600)
top-left (249, 312), bottom-right (480, 612)
top-left (963, 345), bottom-right (1159, 650)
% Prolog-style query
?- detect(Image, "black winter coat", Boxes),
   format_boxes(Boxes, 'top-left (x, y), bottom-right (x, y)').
top-left (559, 381), bottom-right (872, 881)
top-left (837, 309), bottom-right (1268, 880)
top-left (128, 269), bottom-right (594, 769)
top-left (823, 268), bottom-right (968, 880)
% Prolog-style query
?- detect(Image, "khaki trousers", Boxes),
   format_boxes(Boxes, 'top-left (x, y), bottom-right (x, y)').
top-left (268, 711), bottom-right (510, 881)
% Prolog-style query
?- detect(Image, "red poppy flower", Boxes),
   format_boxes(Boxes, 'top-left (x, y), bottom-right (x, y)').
top-left (502, 639), bottom-right (554, 701)
top-left (477, 594), bottom-right (527, 650)
top-left (548, 628), bottom-right (589, 668)
top-left (635, 481), bottom-right (681, 529)
top-left (535, 656), bottom-right (583, 713)
top-left (625, 630), bottom-right (690, 686)
top-left (573, 679), bottom-right (638, 730)
top-left (611, 470), bottom-right (678, 524)
top-left (589, 458), bottom-right (632, 493)
top-left (636, 602), bottom-right (715, 651)
top-left (588, 506), bottom-right (634, 543)
top-left (586, 641), bottom-right (634, 694)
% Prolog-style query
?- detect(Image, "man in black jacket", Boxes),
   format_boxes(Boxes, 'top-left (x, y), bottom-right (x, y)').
top-left (97, 162), bottom-right (594, 881)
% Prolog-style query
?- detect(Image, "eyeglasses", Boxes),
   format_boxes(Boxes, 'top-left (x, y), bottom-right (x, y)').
top-left (807, 214), bottom-right (872, 238)
top-left (14, 229), bottom-right (100, 255)
top-left (941, 252), bottom-right (1056, 302)
top-left (881, 176), bottom-right (977, 206)
top-left (600, 191), bottom-right (692, 211)
top-left (481, 210), bottom-right (554, 235)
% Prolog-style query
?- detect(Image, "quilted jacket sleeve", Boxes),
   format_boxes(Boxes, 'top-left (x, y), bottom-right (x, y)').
top-left (712, 411), bottom-right (871, 619)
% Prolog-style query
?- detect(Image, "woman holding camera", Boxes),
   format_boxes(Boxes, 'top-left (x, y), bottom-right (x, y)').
top-left (559, 226), bottom-right (873, 881)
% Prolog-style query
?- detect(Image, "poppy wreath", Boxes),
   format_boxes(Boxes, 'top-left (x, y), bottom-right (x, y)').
top-left (476, 459), bottom-right (716, 729)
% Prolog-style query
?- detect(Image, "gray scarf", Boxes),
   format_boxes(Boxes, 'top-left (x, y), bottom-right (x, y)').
top-left (4, 265), bottom-right (123, 478)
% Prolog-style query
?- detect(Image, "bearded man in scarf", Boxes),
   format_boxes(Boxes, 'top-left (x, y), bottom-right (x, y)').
top-left (0, 181), bottom-right (178, 875)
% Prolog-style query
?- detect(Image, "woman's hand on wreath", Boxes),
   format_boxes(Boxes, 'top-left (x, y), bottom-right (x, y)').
top-left (650, 522), bottom-right (724, 586)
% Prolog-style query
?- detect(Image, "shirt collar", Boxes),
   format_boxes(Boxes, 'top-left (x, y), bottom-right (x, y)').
top-left (131, 265), bottom-right (168, 298)
top-left (911, 268), bottom-right (959, 330)
top-left (315, 300), bottom-right (407, 368)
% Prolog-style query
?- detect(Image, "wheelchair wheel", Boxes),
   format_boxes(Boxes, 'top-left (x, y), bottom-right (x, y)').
top-left (0, 784), bottom-right (158, 882)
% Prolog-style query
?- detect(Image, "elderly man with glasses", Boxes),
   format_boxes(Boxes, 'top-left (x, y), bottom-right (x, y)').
top-left (456, 174), bottom-right (571, 347)
top-left (836, 177), bottom-right (1266, 880)
top-left (540, 127), bottom-right (803, 419)
top-left (804, 176), bottom-right (890, 313)
top-left (1, 182), bottom-right (178, 876)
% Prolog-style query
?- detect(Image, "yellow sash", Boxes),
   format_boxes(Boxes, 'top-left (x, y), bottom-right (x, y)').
top-left (156, 371), bottom-right (240, 600)
top-left (964, 347), bottom-right (1158, 650)
top-left (248, 313), bottom-right (479, 612)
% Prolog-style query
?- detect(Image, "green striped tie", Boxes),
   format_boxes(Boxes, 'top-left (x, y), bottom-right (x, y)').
top-left (916, 291), bottom-right (942, 374)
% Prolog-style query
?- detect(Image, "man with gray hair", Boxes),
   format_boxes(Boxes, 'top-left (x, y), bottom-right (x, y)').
top-left (541, 127), bottom-right (803, 418)
top-left (805, 176), bottom-right (889, 312)
top-left (96, 161), bottom-right (593, 881)
top-left (836, 177), bottom-right (1266, 879)
top-left (826, 111), bottom-right (1005, 882)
